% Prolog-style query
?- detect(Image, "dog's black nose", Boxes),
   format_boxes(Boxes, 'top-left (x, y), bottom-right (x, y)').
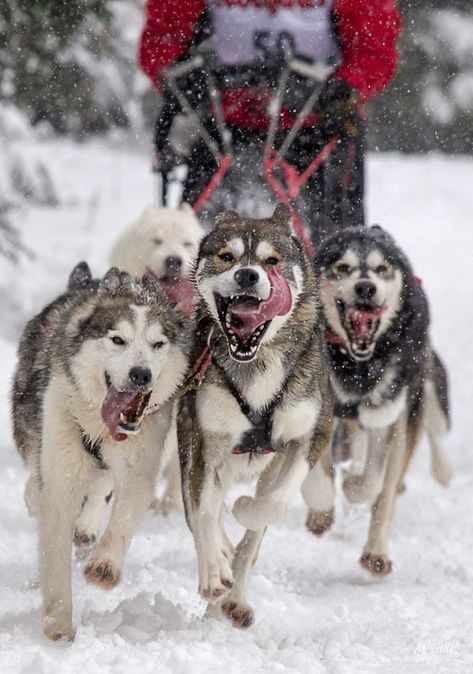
top-left (129, 367), bottom-right (152, 388)
top-left (354, 281), bottom-right (377, 301)
top-left (165, 256), bottom-right (182, 271)
top-left (234, 267), bottom-right (259, 289)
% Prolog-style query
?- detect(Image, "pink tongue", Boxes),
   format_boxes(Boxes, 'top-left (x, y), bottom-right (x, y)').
top-left (346, 306), bottom-right (385, 341)
top-left (230, 268), bottom-right (292, 340)
top-left (101, 387), bottom-right (139, 442)
top-left (160, 278), bottom-right (197, 315)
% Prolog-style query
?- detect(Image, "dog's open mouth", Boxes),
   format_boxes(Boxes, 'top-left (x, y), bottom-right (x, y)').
top-left (215, 268), bottom-right (292, 363)
top-left (146, 267), bottom-right (196, 315)
top-left (159, 277), bottom-right (195, 310)
top-left (101, 374), bottom-right (152, 441)
top-left (337, 300), bottom-right (386, 361)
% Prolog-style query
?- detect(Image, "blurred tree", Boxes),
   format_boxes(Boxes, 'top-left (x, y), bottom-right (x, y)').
top-left (368, 1), bottom-right (473, 153)
top-left (0, 0), bottom-right (135, 135)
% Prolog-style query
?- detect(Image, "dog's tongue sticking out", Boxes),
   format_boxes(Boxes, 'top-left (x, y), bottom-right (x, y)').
top-left (159, 278), bottom-right (196, 315)
top-left (229, 268), bottom-right (292, 340)
top-left (101, 387), bottom-right (144, 442)
top-left (346, 306), bottom-right (385, 342)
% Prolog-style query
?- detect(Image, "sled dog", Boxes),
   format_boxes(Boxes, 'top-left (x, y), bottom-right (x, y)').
top-left (302, 225), bottom-right (452, 575)
top-left (178, 204), bottom-right (333, 627)
top-left (110, 203), bottom-right (203, 315)
top-left (12, 267), bottom-right (190, 641)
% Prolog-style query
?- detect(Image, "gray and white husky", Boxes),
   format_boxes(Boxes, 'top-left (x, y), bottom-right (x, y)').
top-left (302, 225), bottom-right (452, 575)
top-left (12, 267), bottom-right (190, 641)
top-left (178, 204), bottom-right (333, 628)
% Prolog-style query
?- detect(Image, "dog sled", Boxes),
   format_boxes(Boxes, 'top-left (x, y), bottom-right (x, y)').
top-left (153, 46), bottom-right (364, 256)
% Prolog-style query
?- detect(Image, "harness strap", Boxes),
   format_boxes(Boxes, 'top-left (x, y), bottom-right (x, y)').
top-left (217, 367), bottom-right (280, 456)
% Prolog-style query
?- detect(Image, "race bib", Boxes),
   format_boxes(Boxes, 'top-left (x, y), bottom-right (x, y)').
top-left (207, 0), bottom-right (341, 66)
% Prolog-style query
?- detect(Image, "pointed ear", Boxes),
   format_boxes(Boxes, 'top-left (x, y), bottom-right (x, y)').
top-left (214, 210), bottom-right (241, 229)
top-left (100, 267), bottom-right (129, 296)
top-left (180, 202), bottom-right (194, 214)
top-left (68, 261), bottom-right (92, 290)
top-left (272, 203), bottom-right (295, 235)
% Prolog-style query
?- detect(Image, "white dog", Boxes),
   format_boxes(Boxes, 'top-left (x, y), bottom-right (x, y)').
top-left (110, 203), bottom-right (203, 315)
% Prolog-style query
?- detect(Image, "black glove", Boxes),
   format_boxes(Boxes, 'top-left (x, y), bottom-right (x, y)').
top-left (316, 77), bottom-right (361, 138)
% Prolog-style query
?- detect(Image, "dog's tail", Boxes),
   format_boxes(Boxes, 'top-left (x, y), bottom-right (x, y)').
top-left (424, 350), bottom-right (452, 487)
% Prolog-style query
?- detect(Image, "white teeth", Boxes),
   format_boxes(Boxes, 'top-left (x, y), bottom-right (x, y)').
top-left (119, 412), bottom-right (127, 423)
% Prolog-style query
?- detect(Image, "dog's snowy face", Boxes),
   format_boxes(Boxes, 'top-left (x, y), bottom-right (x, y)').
top-left (195, 205), bottom-right (305, 363)
top-left (68, 270), bottom-right (190, 441)
top-left (318, 226), bottom-right (405, 361)
top-left (111, 203), bottom-right (203, 281)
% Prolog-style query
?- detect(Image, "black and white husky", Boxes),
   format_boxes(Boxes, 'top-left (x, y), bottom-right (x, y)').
top-left (302, 225), bottom-right (452, 574)
top-left (178, 204), bottom-right (333, 628)
top-left (11, 267), bottom-right (190, 641)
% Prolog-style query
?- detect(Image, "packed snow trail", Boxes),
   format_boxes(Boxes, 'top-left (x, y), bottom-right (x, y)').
top-left (0, 139), bottom-right (472, 673)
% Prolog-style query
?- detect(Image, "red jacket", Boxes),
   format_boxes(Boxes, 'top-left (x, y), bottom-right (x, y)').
top-left (139, 0), bottom-right (401, 128)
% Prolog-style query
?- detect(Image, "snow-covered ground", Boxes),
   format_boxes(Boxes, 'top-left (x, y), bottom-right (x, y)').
top-left (0, 140), bottom-right (472, 673)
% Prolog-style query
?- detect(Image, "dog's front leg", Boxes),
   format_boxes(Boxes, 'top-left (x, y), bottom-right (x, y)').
top-left (74, 469), bottom-right (113, 553)
top-left (233, 440), bottom-right (310, 531)
top-left (39, 402), bottom-right (91, 641)
top-left (343, 428), bottom-right (390, 504)
top-left (189, 466), bottom-right (234, 602)
top-left (360, 416), bottom-right (407, 576)
top-left (84, 451), bottom-right (157, 589)
top-left (302, 441), bottom-right (336, 537)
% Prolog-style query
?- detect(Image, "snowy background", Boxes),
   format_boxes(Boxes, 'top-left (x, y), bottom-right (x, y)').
top-left (0, 140), bottom-right (472, 673)
top-left (1, 0), bottom-right (473, 670)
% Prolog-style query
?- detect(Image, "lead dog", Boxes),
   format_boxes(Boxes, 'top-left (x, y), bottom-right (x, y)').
top-left (302, 225), bottom-right (451, 574)
top-left (12, 267), bottom-right (190, 640)
top-left (178, 204), bottom-right (333, 627)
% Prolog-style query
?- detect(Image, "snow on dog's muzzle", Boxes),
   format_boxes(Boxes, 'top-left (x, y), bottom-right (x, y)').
top-left (216, 267), bottom-right (292, 362)
top-left (101, 376), bottom-right (152, 441)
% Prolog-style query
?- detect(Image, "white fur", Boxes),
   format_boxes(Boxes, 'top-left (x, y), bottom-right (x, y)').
top-left (255, 240), bottom-right (275, 259)
top-left (272, 397), bottom-right (321, 444)
top-left (302, 457), bottom-right (335, 512)
top-left (197, 384), bottom-right (252, 440)
top-left (358, 388), bottom-right (407, 430)
top-left (424, 380), bottom-right (452, 486)
top-left (110, 203), bottom-right (203, 279)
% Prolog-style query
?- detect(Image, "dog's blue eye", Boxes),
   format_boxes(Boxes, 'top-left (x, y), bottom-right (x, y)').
top-left (152, 340), bottom-right (165, 350)
top-left (218, 252), bottom-right (234, 263)
top-left (111, 336), bottom-right (126, 346)
top-left (265, 256), bottom-right (279, 266)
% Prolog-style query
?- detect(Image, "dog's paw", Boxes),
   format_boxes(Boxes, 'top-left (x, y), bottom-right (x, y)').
top-left (306, 508), bottom-right (334, 537)
top-left (221, 600), bottom-right (254, 629)
top-left (360, 552), bottom-right (393, 576)
top-left (198, 555), bottom-right (233, 602)
top-left (232, 495), bottom-right (285, 531)
top-left (149, 494), bottom-right (182, 516)
top-left (43, 605), bottom-right (75, 642)
top-left (432, 453), bottom-right (453, 487)
top-left (343, 475), bottom-right (369, 504)
top-left (84, 559), bottom-right (122, 589)
top-left (74, 528), bottom-right (96, 549)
